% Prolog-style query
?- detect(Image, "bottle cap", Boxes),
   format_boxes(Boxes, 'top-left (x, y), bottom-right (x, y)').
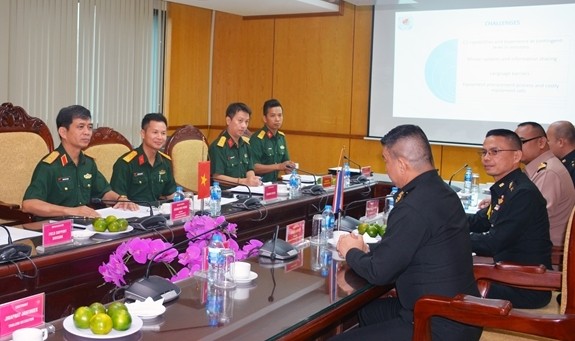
top-left (212, 234), bottom-right (222, 242)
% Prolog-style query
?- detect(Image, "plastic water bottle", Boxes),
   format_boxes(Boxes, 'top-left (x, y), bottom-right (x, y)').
top-left (320, 246), bottom-right (332, 278)
top-left (463, 167), bottom-right (473, 194)
top-left (210, 182), bottom-right (222, 217)
top-left (470, 173), bottom-right (480, 207)
top-left (343, 162), bottom-right (351, 187)
top-left (207, 234), bottom-right (224, 284)
top-left (173, 186), bottom-right (185, 202)
top-left (321, 205), bottom-right (335, 243)
top-left (206, 283), bottom-right (222, 326)
top-left (289, 168), bottom-right (301, 199)
top-left (388, 186), bottom-right (398, 211)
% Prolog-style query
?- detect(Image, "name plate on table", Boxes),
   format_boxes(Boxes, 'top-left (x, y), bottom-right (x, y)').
top-left (170, 200), bottom-right (190, 223)
top-left (263, 184), bottom-right (278, 201)
top-left (0, 293), bottom-right (45, 338)
top-left (361, 166), bottom-right (372, 177)
top-left (286, 220), bottom-right (305, 246)
top-left (42, 220), bottom-right (72, 247)
top-left (322, 175), bottom-right (332, 188)
top-left (365, 199), bottom-right (379, 219)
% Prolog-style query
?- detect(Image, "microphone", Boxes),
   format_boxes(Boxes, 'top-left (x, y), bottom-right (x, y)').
top-left (259, 225), bottom-right (298, 260)
top-left (124, 221), bottom-right (229, 303)
top-left (343, 156), bottom-right (369, 183)
top-left (91, 198), bottom-right (167, 230)
top-left (286, 164), bottom-right (325, 195)
top-left (447, 163), bottom-right (468, 193)
top-left (0, 225), bottom-right (32, 263)
top-left (215, 178), bottom-right (262, 210)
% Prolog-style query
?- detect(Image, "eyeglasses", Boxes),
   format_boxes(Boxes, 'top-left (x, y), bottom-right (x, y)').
top-left (478, 149), bottom-right (518, 158)
top-left (520, 136), bottom-right (544, 144)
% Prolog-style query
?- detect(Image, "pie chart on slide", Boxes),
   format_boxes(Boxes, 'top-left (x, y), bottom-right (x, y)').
top-left (425, 39), bottom-right (458, 103)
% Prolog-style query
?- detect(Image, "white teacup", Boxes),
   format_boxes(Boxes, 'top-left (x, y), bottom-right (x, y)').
top-left (230, 261), bottom-right (251, 280)
top-left (232, 287), bottom-right (250, 300)
top-left (12, 327), bottom-right (47, 341)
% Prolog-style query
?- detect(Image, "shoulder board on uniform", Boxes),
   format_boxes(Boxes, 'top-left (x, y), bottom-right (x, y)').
top-left (536, 162), bottom-right (547, 173)
top-left (217, 136), bottom-right (227, 147)
top-left (257, 130), bottom-right (266, 139)
top-left (159, 151), bottom-right (171, 161)
top-left (42, 151), bottom-right (60, 164)
top-left (278, 131), bottom-right (285, 136)
top-left (122, 150), bottom-right (138, 163)
top-left (241, 136), bottom-right (250, 144)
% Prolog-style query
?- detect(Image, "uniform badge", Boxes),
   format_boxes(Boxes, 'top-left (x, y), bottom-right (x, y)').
top-left (138, 154), bottom-right (145, 166)
top-left (280, 145), bottom-right (285, 150)
top-left (536, 162), bottom-right (547, 173)
top-left (60, 154), bottom-right (68, 167)
top-left (267, 131), bottom-right (273, 139)
top-left (244, 153), bottom-right (248, 158)
top-left (84, 173), bottom-right (92, 179)
top-left (159, 169), bottom-right (166, 175)
top-left (228, 139), bottom-right (234, 148)
top-left (217, 136), bottom-right (226, 147)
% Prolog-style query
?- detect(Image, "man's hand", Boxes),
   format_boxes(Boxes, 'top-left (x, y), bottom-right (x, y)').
top-left (478, 198), bottom-right (491, 210)
top-left (336, 233), bottom-right (368, 259)
top-left (113, 201), bottom-right (139, 211)
top-left (280, 160), bottom-right (296, 173)
top-left (68, 206), bottom-right (100, 218)
top-left (245, 175), bottom-right (262, 187)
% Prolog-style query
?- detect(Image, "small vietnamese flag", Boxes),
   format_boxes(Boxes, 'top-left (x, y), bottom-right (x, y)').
top-left (198, 161), bottom-right (210, 199)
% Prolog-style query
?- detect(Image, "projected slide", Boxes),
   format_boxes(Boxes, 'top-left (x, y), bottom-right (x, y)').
top-left (392, 4), bottom-right (574, 123)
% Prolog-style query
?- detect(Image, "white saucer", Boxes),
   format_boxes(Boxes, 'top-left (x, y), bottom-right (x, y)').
top-left (225, 271), bottom-right (258, 284)
top-left (126, 298), bottom-right (166, 320)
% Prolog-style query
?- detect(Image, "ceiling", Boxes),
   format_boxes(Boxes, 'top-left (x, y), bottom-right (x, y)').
top-left (169, 0), bottom-right (342, 17)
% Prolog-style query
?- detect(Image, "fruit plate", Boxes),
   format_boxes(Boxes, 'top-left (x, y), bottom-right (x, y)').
top-left (63, 314), bottom-right (143, 339)
top-left (352, 229), bottom-right (381, 244)
top-left (86, 225), bottom-right (134, 235)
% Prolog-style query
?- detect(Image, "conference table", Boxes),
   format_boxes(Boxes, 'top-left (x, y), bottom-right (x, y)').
top-left (45, 243), bottom-right (392, 340)
top-left (0, 178), bottom-right (392, 325)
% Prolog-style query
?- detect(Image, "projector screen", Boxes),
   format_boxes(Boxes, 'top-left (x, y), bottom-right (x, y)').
top-left (369, 0), bottom-right (575, 145)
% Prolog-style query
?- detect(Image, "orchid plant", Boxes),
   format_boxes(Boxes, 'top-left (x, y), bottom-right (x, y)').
top-left (99, 215), bottom-right (263, 288)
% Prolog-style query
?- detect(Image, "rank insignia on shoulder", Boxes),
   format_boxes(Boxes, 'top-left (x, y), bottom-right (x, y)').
top-left (536, 162), bottom-right (547, 173)
top-left (123, 150), bottom-right (138, 163)
top-left (217, 136), bottom-right (226, 147)
top-left (257, 131), bottom-right (266, 139)
top-left (42, 151), bottom-right (59, 164)
top-left (241, 136), bottom-right (250, 144)
top-left (278, 131), bottom-right (285, 136)
top-left (159, 151), bottom-right (171, 160)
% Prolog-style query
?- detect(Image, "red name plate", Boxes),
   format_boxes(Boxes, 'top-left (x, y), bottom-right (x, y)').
top-left (0, 293), bottom-right (45, 338)
top-left (322, 175), bottom-right (332, 188)
top-left (42, 220), bottom-right (72, 247)
top-left (286, 220), bottom-right (305, 246)
top-left (263, 184), bottom-right (278, 201)
top-left (171, 200), bottom-right (190, 221)
top-left (365, 199), bottom-right (380, 219)
top-left (361, 166), bottom-right (372, 177)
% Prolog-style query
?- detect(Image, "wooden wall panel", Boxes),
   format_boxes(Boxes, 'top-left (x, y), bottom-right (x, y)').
top-left (210, 12), bottom-right (274, 129)
top-left (165, 3), bottom-right (212, 126)
top-left (349, 5), bottom-right (372, 137)
top-left (272, 3), bottom-right (355, 134)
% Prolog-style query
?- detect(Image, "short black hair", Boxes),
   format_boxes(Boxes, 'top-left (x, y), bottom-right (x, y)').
top-left (486, 129), bottom-right (522, 150)
top-left (226, 102), bottom-right (252, 119)
top-left (141, 113), bottom-right (167, 130)
top-left (380, 124), bottom-right (434, 166)
top-left (56, 105), bottom-right (91, 129)
top-left (263, 99), bottom-right (282, 116)
top-left (517, 121), bottom-right (547, 138)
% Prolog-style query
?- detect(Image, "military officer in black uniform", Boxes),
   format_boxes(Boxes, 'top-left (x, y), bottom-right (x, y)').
top-left (469, 129), bottom-right (552, 309)
top-left (547, 120), bottom-right (575, 186)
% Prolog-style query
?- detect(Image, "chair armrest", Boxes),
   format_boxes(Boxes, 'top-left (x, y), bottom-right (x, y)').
top-left (474, 262), bottom-right (561, 297)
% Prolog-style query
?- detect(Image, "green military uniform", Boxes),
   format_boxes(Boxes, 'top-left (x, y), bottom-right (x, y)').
top-left (249, 126), bottom-right (290, 182)
top-left (110, 145), bottom-right (177, 203)
top-left (23, 144), bottom-right (110, 207)
top-left (209, 130), bottom-right (254, 180)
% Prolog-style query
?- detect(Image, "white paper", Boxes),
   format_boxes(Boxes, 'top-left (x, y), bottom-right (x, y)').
top-left (1, 226), bottom-right (42, 244)
top-left (96, 205), bottom-right (153, 219)
top-left (281, 174), bottom-right (317, 184)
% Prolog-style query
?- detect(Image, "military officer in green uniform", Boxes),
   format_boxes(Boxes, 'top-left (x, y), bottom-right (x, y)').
top-left (22, 105), bottom-right (137, 218)
top-left (209, 102), bottom-right (261, 187)
top-left (111, 113), bottom-right (177, 203)
top-left (250, 99), bottom-right (296, 182)
top-left (547, 120), bottom-right (575, 186)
